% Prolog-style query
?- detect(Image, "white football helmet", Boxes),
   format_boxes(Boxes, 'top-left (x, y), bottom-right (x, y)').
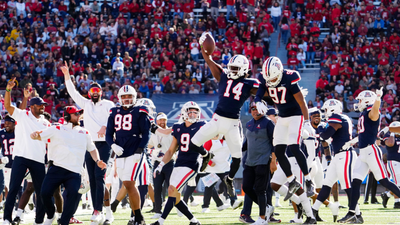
top-left (389, 121), bottom-right (400, 135)
top-left (354, 90), bottom-right (376, 111)
top-left (262, 56), bottom-right (284, 87)
top-left (118, 85), bottom-right (137, 108)
top-left (137, 98), bottom-right (156, 118)
top-left (321, 99), bottom-right (343, 119)
top-left (227, 55), bottom-right (249, 80)
top-left (181, 101), bottom-right (201, 123)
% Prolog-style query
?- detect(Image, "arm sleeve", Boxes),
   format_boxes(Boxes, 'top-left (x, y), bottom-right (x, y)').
top-left (138, 113), bottom-right (151, 149)
top-left (65, 78), bottom-right (88, 109)
top-left (105, 112), bottom-right (115, 147)
top-left (267, 121), bottom-right (275, 152)
top-left (38, 126), bottom-right (56, 142)
top-left (320, 125), bottom-right (336, 140)
top-left (254, 74), bottom-right (267, 102)
top-left (86, 131), bottom-right (97, 152)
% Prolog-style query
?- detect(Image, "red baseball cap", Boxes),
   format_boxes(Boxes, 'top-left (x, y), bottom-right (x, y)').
top-left (65, 106), bottom-right (84, 114)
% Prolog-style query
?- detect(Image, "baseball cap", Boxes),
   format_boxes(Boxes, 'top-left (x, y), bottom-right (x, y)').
top-left (105, 56), bottom-right (109, 59)
top-left (157, 113), bottom-right (168, 121)
top-left (308, 107), bottom-right (320, 116)
top-left (4, 115), bottom-right (15, 123)
top-left (266, 108), bottom-right (278, 116)
top-left (65, 106), bottom-right (84, 115)
top-left (29, 97), bottom-right (48, 106)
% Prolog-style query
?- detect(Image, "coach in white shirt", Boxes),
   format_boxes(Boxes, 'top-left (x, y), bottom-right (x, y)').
top-left (31, 106), bottom-right (107, 225)
top-left (61, 63), bottom-right (115, 222)
top-left (3, 78), bottom-right (50, 225)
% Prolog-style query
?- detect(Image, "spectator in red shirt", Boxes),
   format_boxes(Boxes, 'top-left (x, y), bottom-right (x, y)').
top-left (310, 22), bottom-right (320, 38)
top-left (288, 54), bottom-right (299, 70)
top-left (119, 1), bottom-right (131, 20)
top-left (328, 57), bottom-right (340, 77)
top-left (339, 61), bottom-right (353, 79)
top-left (216, 13), bottom-right (227, 35)
top-left (378, 48), bottom-right (390, 71)
top-left (162, 56), bottom-right (175, 72)
top-left (390, 32), bottom-right (400, 45)
top-left (316, 75), bottom-right (329, 91)
top-left (244, 41), bottom-right (254, 59)
top-left (226, 0), bottom-right (236, 20)
top-left (183, 0), bottom-right (194, 17)
top-left (173, 0), bottom-right (184, 19)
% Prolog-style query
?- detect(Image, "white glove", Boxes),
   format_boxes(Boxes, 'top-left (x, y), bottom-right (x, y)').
top-left (153, 161), bottom-right (165, 178)
top-left (302, 128), bottom-right (310, 139)
top-left (300, 87), bottom-right (309, 98)
top-left (1, 157), bottom-right (9, 164)
top-left (105, 160), bottom-right (113, 177)
top-left (111, 144), bottom-right (124, 156)
top-left (378, 126), bottom-right (390, 139)
top-left (342, 137), bottom-right (359, 150)
top-left (303, 120), bottom-right (315, 137)
top-left (199, 32), bottom-right (211, 46)
top-left (256, 101), bottom-right (268, 115)
top-left (376, 87), bottom-right (383, 99)
top-left (0, 164), bottom-right (4, 170)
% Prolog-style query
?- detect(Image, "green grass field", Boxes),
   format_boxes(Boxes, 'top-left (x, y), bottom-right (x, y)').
top-left (63, 195), bottom-right (400, 225)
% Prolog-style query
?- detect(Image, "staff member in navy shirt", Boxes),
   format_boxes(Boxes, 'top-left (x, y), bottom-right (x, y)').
top-left (242, 101), bottom-right (277, 225)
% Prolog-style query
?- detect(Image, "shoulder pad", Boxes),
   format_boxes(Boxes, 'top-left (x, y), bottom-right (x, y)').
top-left (327, 113), bottom-right (342, 123)
top-left (244, 78), bottom-right (260, 88)
top-left (198, 121), bottom-right (206, 127)
top-left (138, 105), bottom-right (150, 115)
top-left (284, 69), bottom-right (301, 84)
top-left (109, 106), bottom-right (119, 114)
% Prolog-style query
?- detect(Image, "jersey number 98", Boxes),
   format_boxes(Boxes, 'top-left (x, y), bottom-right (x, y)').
top-left (115, 114), bottom-right (132, 131)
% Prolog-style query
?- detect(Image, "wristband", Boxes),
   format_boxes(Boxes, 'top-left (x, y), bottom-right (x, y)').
top-left (159, 161), bottom-right (165, 167)
top-left (96, 159), bottom-right (99, 163)
top-left (391, 133), bottom-right (395, 137)
top-left (5, 88), bottom-right (10, 92)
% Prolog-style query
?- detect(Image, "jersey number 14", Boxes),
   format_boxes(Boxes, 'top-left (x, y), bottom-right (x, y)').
top-left (223, 80), bottom-right (244, 101)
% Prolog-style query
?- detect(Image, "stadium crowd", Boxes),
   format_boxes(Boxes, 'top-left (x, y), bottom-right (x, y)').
top-left (0, 0), bottom-right (275, 122)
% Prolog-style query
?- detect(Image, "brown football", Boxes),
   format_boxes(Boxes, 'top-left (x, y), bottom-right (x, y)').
top-left (201, 33), bottom-right (215, 55)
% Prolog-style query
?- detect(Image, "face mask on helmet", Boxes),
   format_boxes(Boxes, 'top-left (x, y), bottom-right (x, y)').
top-left (354, 91), bottom-right (376, 112)
top-left (262, 57), bottom-right (283, 88)
top-left (181, 102), bottom-right (201, 123)
top-left (118, 85), bottom-right (137, 108)
top-left (227, 55), bottom-right (249, 80)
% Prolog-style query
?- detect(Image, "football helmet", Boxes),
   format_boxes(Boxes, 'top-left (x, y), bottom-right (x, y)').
top-left (118, 85), bottom-right (137, 108)
top-left (227, 55), bottom-right (249, 80)
top-left (181, 101), bottom-right (201, 123)
top-left (262, 56), bottom-right (284, 87)
top-left (354, 90), bottom-right (376, 111)
top-left (137, 98), bottom-right (157, 118)
top-left (390, 121), bottom-right (400, 135)
top-left (321, 99), bottom-right (343, 119)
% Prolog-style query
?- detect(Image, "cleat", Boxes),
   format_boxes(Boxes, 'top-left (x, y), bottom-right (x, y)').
top-left (363, 201), bottom-right (369, 204)
top-left (381, 193), bottom-right (389, 208)
top-left (224, 175), bottom-right (236, 197)
top-left (146, 208), bottom-right (156, 213)
top-left (269, 216), bottom-right (281, 223)
top-left (216, 204), bottom-right (230, 211)
top-left (232, 199), bottom-right (244, 210)
top-left (200, 153), bottom-right (214, 172)
top-left (44, 215), bottom-right (56, 225)
top-left (297, 204), bottom-right (304, 220)
top-left (111, 201), bottom-right (119, 213)
top-left (190, 201), bottom-right (199, 207)
top-left (338, 204), bottom-right (347, 209)
top-left (312, 208), bottom-right (324, 222)
top-left (133, 221), bottom-right (146, 225)
top-left (303, 217), bottom-right (317, 224)
top-left (82, 203), bottom-right (87, 210)
top-left (265, 205), bottom-right (273, 222)
top-left (150, 213), bottom-right (161, 219)
top-left (285, 178), bottom-right (301, 201)
top-left (103, 220), bottom-right (111, 225)
top-left (90, 210), bottom-right (103, 223)
top-left (239, 214), bottom-right (255, 223)
top-left (69, 217), bottom-right (83, 224)
top-left (201, 208), bottom-right (210, 213)
top-left (189, 222), bottom-right (201, 225)
top-left (12, 217), bottom-right (21, 225)
top-left (338, 212), bottom-right (356, 223)
top-left (394, 202), bottom-right (400, 209)
top-left (150, 222), bottom-right (159, 225)
top-left (356, 213), bottom-right (364, 224)
top-left (87, 204), bottom-right (92, 210)
top-left (290, 218), bottom-right (302, 223)
top-left (305, 180), bottom-right (315, 197)
top-left (127, 220), bottom-right (135, 225)
top-left (250, 217), bottom-right (267, 225)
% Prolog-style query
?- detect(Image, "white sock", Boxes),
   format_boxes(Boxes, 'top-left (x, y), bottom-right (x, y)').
top-left (276, 185), bottom-right (300, 204)
top-left (288, 176), bottom-right (295, 183)
top-left (395, 198), bottom-right (399, 202)
top-left (16, 208), bottom-right (23, 217)
top-left (190, 217), bottom-right (198, 223)
top-left (28, 195), bottom-right (33, 204)
top-left (106, 206), bottom-right (112, 215)
top-left (355, 204), bottom-right (361, 216)
top-left (299, 192), bottom-right (313, 218)
top-left (305, 174), bottom-right (311, 181)
top-left (130, 216), bottom-right (135, 221)
top-left (157, 218), bottom-right (165, 225)
top-left (55, 212), bottom-right (61, 219)
top-left (386, 191), bottom-right (393, 198)
top-left (312, 200), bottom-right (323, 211)
top-left (82, 194), bottom-right (87, 204)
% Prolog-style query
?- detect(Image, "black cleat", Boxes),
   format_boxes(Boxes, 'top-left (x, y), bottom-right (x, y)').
top-left (103, 220), bottom-right (111, 225)
top-left (82, 203), bottom-right (87, 210)
top-left (305, 180), bottom-right (316, 197)
top-left (150, 222), bottom-right (160, 225)
top-left (200, 153), bottom-right (214, 172)
top-left (338, 212), bottom-right (356, 223)
top-left (146, 208), bottom-right (156, 213)
top-left (224, 175), bottom-right (236, 197)
top-left (269, 216), bottom-right (281, 223)
top-left (312, 208), bottom-right (324, 222)
top-left (189, 222), bottom-right (201, 225)
top-left (133, 220), bottom-right (146, 225)
top-left (111, 200), bottom-right (120, 213)
top-left (12, 217), bottom-right (22, 225)
top-left (297, 204), bottom-right (304, 220)
top-left (395, 202), bottom-right (400, 209)
top-left (356, 213), bottom-right (364, 224)
top-left (284, 178), bottom-right (301, 201)
top-left (303, 217), bottom-right (317, 224)
top-left (381, 193), bottom-right (389, 208)
top-left (127, 220), bottom-right (135, 225)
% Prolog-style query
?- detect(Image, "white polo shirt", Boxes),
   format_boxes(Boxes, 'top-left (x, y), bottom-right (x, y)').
top-left (148, 132), bottom-right (174, 163)
top-left (66, 79), bottom-right (115, 142)
top-left (39, 123), bottom-right (97, 174)
top-left (204, 139), bottom-right (231, 174)
top-left (10, 107), bottom-right (51, 163)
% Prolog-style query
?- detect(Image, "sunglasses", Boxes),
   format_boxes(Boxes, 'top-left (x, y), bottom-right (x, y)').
top-left (89, 87), bottom-right (101, 94)
top-left (251, 107), bottom-right (257, 111)
top-left (73, 112), bottom-right (81, 116)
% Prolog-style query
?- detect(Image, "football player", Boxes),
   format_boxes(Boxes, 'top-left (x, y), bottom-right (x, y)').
top-left (339, 89), bottom-right (400, 223)
top-left (105, 85), bottom-right (151, 225)
top-left (380, 121), bottom-right (400, 209)
top-left (0, 115), bottom-right (13, 207)
top-left (255, 56), bottom-right (315, 200)
top-left (312, 100), bottom-right (355, 222)
top-left (150, 102), bottom-right (204, 225)
top-left (191, 32), bottom-right (260, 196)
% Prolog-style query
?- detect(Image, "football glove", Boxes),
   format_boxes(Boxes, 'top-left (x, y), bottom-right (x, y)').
top-left (300, 87), bottom-right (308, 98)
top-left (1, 157), bottom-right (9, 164)
top-left (378, 126), bottom-right (389, 139)
top-left (105, 160), bottom-right (113, 177)
top-left (111, 144), bottom-right (124, 156)
top-left (153, 161), bottom-right (165, 178)
top-left (303, 120), bottom-right (315, 137)
top-left (376, 86), bottom-right (383, 99)
top-left (342, 137), bottom-right (358, 150)
top-left (256, 101), bottom-right (268, 115)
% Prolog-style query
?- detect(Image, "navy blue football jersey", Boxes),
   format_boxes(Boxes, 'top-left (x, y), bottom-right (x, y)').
top-left (172, 121), bottom-right (206, 171)
top-left (0, 129), bottom-right (14, 168)
top-left (358, 107), bottom-right (380, 149)
top-left (214, 71), bottom-right (260, 119)
top-left (106, 105), bottom-right (151, 158)
top-left (255, 69), bottom-right (302, 118)
top-left (324, 113), bottom-right (353, 154)
top-left (383, 133), bottom-right (400, 162)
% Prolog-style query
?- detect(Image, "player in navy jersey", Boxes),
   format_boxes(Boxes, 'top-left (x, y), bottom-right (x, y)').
top-left (339, 89), bottom-right (400, 223)
top-left (255, 56), bottom-right (315, 200)
top-left (191, 33), bottom-right (260, 196)
top-left (311, 100), bottom-right (356, 222)
top-left (105, 85), bottom-right (151, 225)
top-left (150, 101), bottom-right (203, 225)
top-left (0, 115), bottom-right (14, 198)
top-left (380, 121), bottom-right (400, 209)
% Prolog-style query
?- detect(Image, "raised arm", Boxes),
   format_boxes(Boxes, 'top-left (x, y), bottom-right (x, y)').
top-left (199, 33), bottom-right (222, 82)
top-left (4, 78), bottom-right (16, 116)
top-left (20, 87), bottom-right (33, 110)
top-left (369, 87), bottom-right (382, 122)
top-left (60, 62), bottom-right (88, 108)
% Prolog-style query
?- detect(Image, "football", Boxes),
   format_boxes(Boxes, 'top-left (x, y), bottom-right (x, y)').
top-left (201, 33), bottom-right (215, 55)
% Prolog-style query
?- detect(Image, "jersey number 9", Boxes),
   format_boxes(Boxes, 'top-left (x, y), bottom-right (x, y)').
top-left (180, 133), bottom-right (190, 152)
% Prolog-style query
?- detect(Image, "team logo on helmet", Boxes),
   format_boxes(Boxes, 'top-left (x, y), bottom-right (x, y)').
top-left (329, 101), bottom-right (336, 106)
top-left (365, 92), bottom-right (371, 97)
top-left (274, 62), bottom-right (281, 70)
